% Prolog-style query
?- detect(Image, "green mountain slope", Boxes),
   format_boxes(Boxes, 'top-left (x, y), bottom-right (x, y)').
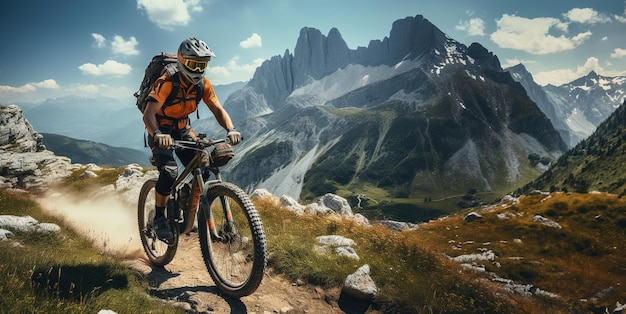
top-left (520, 100), bottom-right (626, 194)
top-left (41, 133), bottom-right (151, 167)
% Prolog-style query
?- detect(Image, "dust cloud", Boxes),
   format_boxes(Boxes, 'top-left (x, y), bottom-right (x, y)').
top-left (37, 189), bottom-right (147, 261)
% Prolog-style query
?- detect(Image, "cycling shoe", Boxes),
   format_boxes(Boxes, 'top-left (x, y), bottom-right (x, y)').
top-left (153, 216), bottom-right (173, 242)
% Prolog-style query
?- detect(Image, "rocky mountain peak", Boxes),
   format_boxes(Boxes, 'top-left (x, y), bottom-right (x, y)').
top-left (387, 14), bottom-right (446, 62)
top-left (467, 42), bottom-right (501, 70)
top-left (225, 14), bottom-right (453, 121)
top-left (292, 26), bottom-right (351, 87)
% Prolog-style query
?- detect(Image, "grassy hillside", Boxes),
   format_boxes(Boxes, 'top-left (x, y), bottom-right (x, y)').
top-left (6, 166), bottom-right (626, 312)
top-left (42, 133), bottom-right (150, 167)
top-left (0, 189), bottom-right (183, 314)
top-left (414, 191), bottom-right (626, 313)
top-left (520, 101), bottom-right (626, 195)
top-left (300, 99), bottom-right (555, 224)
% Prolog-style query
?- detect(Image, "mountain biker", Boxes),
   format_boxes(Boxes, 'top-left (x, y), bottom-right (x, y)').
top-left (143, 37), bottom-right (241, 241)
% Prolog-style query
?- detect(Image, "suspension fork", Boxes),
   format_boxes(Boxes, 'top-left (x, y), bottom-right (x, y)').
top-left (213, 172), bottom-right (237, 234)
top-left (200, 172), bottom-right (235, 241)
top-left (220, 192), bottom-right (237, 235)
top-left (199, 169), bottom-right (220, 240)
top-left (180, 169), bottom-right (204, 235)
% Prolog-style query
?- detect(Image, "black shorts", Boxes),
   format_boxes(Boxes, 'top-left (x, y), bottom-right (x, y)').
top-left (149, 126), bottom-right (196, 195)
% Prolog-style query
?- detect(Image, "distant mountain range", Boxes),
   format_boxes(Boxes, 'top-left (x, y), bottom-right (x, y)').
top-left (17, 82), bottom-right (246, 150)
top-left (41, 133), bottom-right (151, 167)
top-left (202, 15), bottom-right (568, 202)
top-left (506, 65), bottom-right (626, 147)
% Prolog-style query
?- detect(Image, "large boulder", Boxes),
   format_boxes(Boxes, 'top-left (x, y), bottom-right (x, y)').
top-left (307, 193), bottom-right (353, 216)
top-left (342, 264), bottom-right (378, 300)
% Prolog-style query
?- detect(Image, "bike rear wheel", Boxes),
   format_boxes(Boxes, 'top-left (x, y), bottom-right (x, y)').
top-left (198, 182), bottom-right (267, 297)
top-left (137, 178), bottom-right (178, 266)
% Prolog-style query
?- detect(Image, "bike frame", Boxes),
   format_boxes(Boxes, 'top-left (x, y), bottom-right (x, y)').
top-left (169, 139), bottom-right (232, 240)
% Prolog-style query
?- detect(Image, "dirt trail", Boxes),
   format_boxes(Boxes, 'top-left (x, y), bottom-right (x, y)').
top-left (37, 191), bottom-right (368, 313)
top-left (126, 233), bottom-right (345, 314)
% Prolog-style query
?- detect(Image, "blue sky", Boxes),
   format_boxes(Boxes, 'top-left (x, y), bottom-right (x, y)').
top-left (0, 0), bottom-right (625, 105)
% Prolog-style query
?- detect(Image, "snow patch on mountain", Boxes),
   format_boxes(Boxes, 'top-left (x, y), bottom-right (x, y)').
top-left (253, 138), bottom-right (340, 199)
top-left (432, 40), bottom-right (474, 75)
top-left (291, 60), bottom-right (419, 103)
top-left (565, 108), bottom-right (596, 139)
top-left (255, 145), bottom-right (317, 199)
top-left (508, 65), bottom-right (626, 148)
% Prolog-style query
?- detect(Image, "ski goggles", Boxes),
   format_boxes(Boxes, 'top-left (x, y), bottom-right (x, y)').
top-left (181, 57), bottom-right (209, 73)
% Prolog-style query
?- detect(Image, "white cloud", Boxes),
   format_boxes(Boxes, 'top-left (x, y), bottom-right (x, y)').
top-left (571, 31), bottom-right (593, 42)
top-left (0, 80), bottom-right (136, 104)
top-left (78, 60), bottom-right (132, 76)
top-left (32, 79), bottom-right (60, 89)
top-left (0, 80), bottom-right (61, 104)
top-left (0, 83), bottom-right (36, 94)
top-left (564, 8), bottom-right (611, 24)
top-left (111, 35), bottom-right (139, 55)
top-left (239, 33), bottom-right (263, 48)
top-left (0, 79), bottom-right (59, 95)
top-left (611, 48), bottom-right (626, 58)
top-left (207, 55), bottom-right (264, 84)
top-left (136, 0), bottom-right (201, 29)
top-left (188, 0), bottom-right (202, 12)
top-left (533, 57), bottom-right (626, 86)
top-left (455, 18), bottom-right (485, 36)
top-left (92, 33), bottom-right (106, 48)
top-left (490, 14), bottom-right (591, 54)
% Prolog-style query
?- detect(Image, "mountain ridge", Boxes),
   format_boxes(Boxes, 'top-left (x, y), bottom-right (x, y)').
top-left (203, 14), bottom-right (567, 209)
top-left (41, 133), bottom-right (150, 168)
top-left (507, 64), bottom-right (626, 147)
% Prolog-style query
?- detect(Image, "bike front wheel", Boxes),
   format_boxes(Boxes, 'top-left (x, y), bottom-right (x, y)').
top-left (137, 178), bottom-right (178, 266)
top-left (198, 182), bottom-right (267, 297)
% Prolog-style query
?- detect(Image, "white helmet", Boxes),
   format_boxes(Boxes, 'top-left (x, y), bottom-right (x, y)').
top-left (177, 37), bottom-right (216, 85)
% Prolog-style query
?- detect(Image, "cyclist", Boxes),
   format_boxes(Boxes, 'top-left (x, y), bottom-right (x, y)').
top-left (143, 37), bottom-right (241, 241)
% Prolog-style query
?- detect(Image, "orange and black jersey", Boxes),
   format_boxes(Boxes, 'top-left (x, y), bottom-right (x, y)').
top-left (148, 72), bottom-right (219, 129)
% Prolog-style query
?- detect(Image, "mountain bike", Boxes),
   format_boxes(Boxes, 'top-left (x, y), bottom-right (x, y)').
top-left (137, 137), bottom-right (267, 297)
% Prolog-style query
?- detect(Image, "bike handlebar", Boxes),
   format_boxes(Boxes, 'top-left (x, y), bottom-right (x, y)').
top-left (170, 138), bottom-right (229, 151)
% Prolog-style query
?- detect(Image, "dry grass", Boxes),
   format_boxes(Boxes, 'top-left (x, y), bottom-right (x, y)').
top-left (254, 191), bottom-right (626, 313)
top-left (255, 197), bottom-right (535, 313)
top-left (413, 192), bottom-right (626, 313)
top-left (0, 189), bottom-right (183, 314)
top-left (4, 176), bottom-right (624, 313)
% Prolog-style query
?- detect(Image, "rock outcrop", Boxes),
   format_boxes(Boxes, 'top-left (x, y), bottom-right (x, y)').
top-left (0, 104), bottom-right (77, 191)
top-left (0, 104), bottom-right (45, 153)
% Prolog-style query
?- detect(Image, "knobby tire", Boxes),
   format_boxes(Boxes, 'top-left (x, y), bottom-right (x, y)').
top-left (198, 182), bottom-right (267, 297)
top-left (137, 178), bottom-right (178, 266)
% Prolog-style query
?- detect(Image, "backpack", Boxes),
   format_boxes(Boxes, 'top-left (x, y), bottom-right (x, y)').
top-left (134, 52), bottom-right (203, 117)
